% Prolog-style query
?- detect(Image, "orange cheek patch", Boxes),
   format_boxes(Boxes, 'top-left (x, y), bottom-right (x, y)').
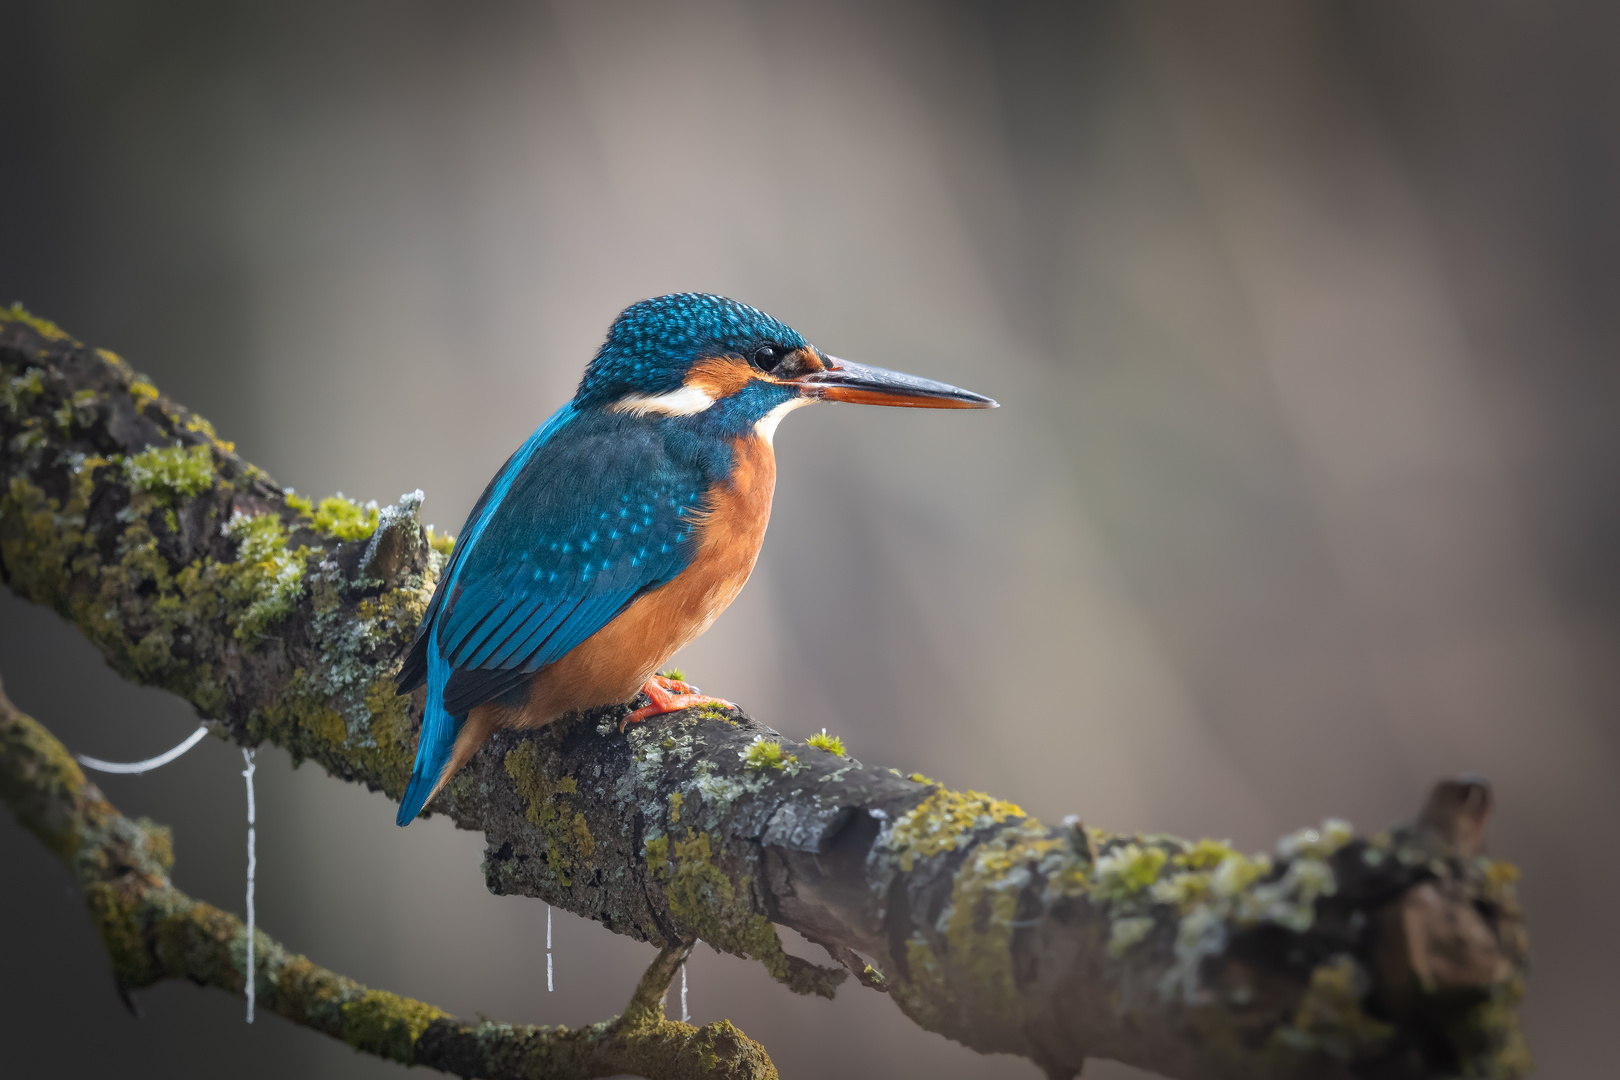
top-left (685, 356), bottom-right (760, 398)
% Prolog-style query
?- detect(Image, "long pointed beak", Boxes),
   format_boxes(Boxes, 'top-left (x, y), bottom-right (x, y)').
top-left (796, 356), bottom-right (998, 409)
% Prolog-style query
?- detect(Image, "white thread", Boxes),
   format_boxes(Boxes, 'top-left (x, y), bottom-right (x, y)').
top-left (242, 748), bottom-right (257, 1023)
top-left (546, 905), bottom-right (554, 992)
top-left (547, 951), bottom-right (553, 993)
top-left (76, 725), bottom-right (209, 774)
top-left (681, 960), bottom-right (689, 1022)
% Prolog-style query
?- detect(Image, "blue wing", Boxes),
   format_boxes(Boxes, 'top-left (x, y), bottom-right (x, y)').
top-left (395, 406), bottom-right (719, 824)
top-left (433, 411), bottom-right (710, 710)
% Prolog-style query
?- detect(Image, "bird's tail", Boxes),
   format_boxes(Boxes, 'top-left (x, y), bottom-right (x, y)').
top-left (397, 639), bottom-right (464, 826)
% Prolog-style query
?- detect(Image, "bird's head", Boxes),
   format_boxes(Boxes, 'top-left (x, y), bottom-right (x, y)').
top-left (576, 293), bottom-right (995, 438)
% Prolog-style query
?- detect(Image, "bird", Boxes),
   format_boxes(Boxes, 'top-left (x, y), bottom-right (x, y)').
top-left (394, 292), bottom-right (995, 825)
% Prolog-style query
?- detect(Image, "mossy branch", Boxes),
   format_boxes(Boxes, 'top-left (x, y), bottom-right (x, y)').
top-left (0, 309), bottom-right (1532, 1079)
top-left (0, 682), bottom-right (775, 1080)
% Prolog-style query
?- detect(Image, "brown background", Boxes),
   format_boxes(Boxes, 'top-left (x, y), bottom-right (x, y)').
top-left (3, 3), bottom-right (1617, 1078)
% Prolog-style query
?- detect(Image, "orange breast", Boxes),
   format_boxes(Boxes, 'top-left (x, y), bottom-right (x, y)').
top-left (494, 433), bottom-right (777, 728)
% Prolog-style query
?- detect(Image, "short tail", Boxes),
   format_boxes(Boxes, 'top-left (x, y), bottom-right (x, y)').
top-left (397, 641), bottom-right (463, 826)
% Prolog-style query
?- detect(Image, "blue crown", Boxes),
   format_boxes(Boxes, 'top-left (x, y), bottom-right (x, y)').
top-left (576, 293), bottom-right (810, 404)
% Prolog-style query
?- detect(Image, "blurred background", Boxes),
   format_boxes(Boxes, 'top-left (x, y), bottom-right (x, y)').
top-left (3, 2), bottom-right (1617, 1077)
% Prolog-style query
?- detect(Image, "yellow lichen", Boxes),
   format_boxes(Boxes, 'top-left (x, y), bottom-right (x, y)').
top-left (886, 786), bottom-right (1026, 872)
top-left (1176, 837), bottom-right (1236, 871)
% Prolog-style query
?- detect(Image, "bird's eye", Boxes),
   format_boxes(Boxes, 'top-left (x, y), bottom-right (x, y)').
top-left (752, 346), bottom-right (781, 372)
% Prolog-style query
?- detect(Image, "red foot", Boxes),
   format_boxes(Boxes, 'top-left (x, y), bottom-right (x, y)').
top-left (621, 675), bottom-right (735, 731)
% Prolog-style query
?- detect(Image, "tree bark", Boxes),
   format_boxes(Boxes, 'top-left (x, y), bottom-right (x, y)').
top-left (0, 308), bottom-right (1531, 1079)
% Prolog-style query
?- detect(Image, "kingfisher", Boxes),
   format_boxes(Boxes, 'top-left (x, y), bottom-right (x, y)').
top-left (394, 293), bottom-right (995, 825)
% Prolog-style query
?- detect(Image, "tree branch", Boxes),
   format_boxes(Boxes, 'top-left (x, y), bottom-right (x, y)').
top-left (0, 308), bottom-right (1532, 1079)
top-left (0, 679), bottom-right (773, 1079)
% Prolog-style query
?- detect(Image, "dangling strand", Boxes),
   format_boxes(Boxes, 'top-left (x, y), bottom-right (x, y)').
top-left (242, 748), bottom-right (257, 1023)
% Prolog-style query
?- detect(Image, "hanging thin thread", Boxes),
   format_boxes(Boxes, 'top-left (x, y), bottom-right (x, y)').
top-left (76, 725), bottom-right (209, 774)
top-left (681, 959), bottom-right (689, 1022)
top-left (546, 904), bottom-right (553, 992)
top-left (242, 748), bottom-right (257, 1024)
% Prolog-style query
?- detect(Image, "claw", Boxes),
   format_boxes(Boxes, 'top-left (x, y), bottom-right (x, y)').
top-left (622, 675), bottom-right (735, 731)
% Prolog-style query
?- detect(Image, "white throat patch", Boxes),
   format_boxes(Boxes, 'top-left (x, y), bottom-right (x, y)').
top-left (609, 384), bottom-right (717, 417)
top-left (754, 396), bottom-right (814, 445)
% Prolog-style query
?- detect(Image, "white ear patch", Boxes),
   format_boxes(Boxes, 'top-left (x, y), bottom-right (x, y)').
top-left (610, 384), bottom-right (717, 417)
top-left (754, 396), bottom-right (814, 445)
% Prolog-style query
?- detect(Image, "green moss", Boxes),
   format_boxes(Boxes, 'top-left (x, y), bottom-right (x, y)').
top-left (1235, 857), bottom-right (1334, 932)
top-left (658, 668), bottom-right (686, 682)
top-left (1277, 955), bottom-right (1394, 1060)
top-left (2, 367), bottom-right (44, 417)
top-left (342, 989), bottom-right (447, 1063)
top-left (0, 707), bottom-right (104, 861)
top-left (1210, 850), bottom-right (1272, 897)
top-left (897, 934), bottom-right (950, 1031)
top-left (124, 443), bottom-right (215, 503)
top-left (136, 817), bottom-right (176, 871)
top-left (363, 676), bottom-right (417, 795)
top-left (740, 737), bottom-right (796, 773)
top-left (221, 512), bottom-right (307, 640)
top-left (2, 302), bottom-right (71, 341)
top-left (1151, 870), bottom-right (1213, 910)
top-left (1447, 980), bottom-right (1533, 1079)
top-left (805, 729), bottom-right (845, 756)
top-left (1092, 843), bottom-right (1168, 901)
top-left (287, 492), bottom-right (381, 542)
top-left (504, 741), bottom-right (589, 885)
top-left (951, 821), bottom-right (1061, 1015)
top-left (86, 882), bottom-right (158, 987)
top-left (885, 786), bottom-right (1025, 872)
top-left (426, 526), bottom-right (455, 556)
top-left (653, 827), bottom-right (842, 999)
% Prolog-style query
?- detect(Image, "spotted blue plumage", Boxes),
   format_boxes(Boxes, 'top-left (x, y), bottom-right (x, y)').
top-left (394, 294), bottom-right (808, 825)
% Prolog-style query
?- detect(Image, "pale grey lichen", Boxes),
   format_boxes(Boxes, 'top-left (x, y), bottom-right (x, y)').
top-left (1278, 818), bottom-right (1354, 860)
top-left (1108, 915), bottom-right (1156, 958)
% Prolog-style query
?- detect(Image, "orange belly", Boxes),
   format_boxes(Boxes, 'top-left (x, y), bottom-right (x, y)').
top-left (474, 432), bottom-right (776, 734)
